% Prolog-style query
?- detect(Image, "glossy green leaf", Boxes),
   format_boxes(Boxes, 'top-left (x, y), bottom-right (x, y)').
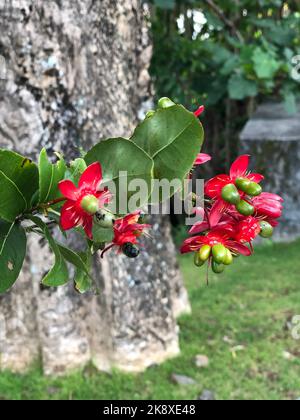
top-left (92, 224), bottom-right (114, 244)
top-left (0, 150), bottom-right (39, 221)
top-left (65, 158), bottom-right (87, 185)
top-left (85, 138), bottom-right (154, 214)
top-left (74, 251), bottom-right (92, 294)
top-left (39, 148), bottom-right (66, 204)
top-left (0, 220), bottom-right (27, 293)
top-left (131, 105), bottom-right (204, 201)
top-left (58, 243), bottom-right (91, 278)
top-left (28, 216), bottom-right (69, 287)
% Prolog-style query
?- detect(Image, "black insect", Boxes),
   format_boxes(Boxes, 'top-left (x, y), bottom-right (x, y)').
top-left (122, 243), bottom-right (140, 259)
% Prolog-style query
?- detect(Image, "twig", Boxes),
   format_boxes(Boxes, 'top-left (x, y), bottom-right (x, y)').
top-left (203, 0), bottom-right (244, 42)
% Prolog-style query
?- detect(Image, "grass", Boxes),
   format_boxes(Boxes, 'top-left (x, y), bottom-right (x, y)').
top-left (1, 240), bottom-right (300, 400)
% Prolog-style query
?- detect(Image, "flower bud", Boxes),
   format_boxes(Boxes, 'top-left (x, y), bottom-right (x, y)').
top-left (199, 245), bottom-right (212, 262)
top-left (245, 182), bottom-right (262, 197)
top-left (235, 200), bottom-right (255, 216)
top-left (194, 252), bottom-right (205, 267)
top-left (80, 194), bottom-right (99, 215)
top-left (95, 209), bottom-right (115, 228)
top-left (235, 177), bottom-right (251, 192)
top-left (122, 243), bottom-right (140, 259)
top-left (221, 184), bottom-right (240, 205)
top-left (146, 110), bottom-right (155, 118)
top-left (212, 244), bottom-right (227, 264)
top-left (212, 260), bottom-right (225, 274)
top-left (158, 97), bottom-right (175, 109)
top-left (224, 248), bottom-right (233, 266)
top-left (259, 221), bottom-right (274, 238)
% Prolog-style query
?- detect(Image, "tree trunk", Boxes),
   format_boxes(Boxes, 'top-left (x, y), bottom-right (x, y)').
top-left (0, 0), bottom-right (190, 375)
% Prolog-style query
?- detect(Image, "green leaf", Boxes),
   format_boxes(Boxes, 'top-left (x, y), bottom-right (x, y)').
top-left (0, 220), bottom-right (27, 293)
top-left (28, 216), bottom-right (69, 287)
top-left (65, 158), bottom-right (87, 185)
top-left (74, 251), bottom-right (92, 294)
top-left (57, 243), bottom-right (91, 278)
top-left (0, 150), bottom-right (39, 221)
top-left (92, 224), bottom-right (114, 244)
top-left (228, 74), bottom-right (258, 100)
top-left (252, 47), bottom-right (280, 79)
top-left (131, 105), bottom-right (204, 201)
top-left (39, 148), bottom-right (66, 204)
top-left (85, 138), bottom-right (154, 214)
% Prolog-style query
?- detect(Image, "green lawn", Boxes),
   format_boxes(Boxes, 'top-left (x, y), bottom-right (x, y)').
top-left (1, 240), bottom-right (300, 400)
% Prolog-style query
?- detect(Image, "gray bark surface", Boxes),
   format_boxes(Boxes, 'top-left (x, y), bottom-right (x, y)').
top-left (0, 0), bottom-right (190, 375)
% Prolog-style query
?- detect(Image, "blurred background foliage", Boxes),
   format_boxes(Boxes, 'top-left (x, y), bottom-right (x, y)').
top-left (147, 0), bottom-right (300, 172)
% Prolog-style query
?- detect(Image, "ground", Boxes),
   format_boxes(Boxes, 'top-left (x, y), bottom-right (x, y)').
top-left (1, 240), bottom-right (300, 400)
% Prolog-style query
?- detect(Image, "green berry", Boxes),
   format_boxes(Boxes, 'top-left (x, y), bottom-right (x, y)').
top-left (221, 184), bottom-right (240, 205)
top-left (246, 182), bottom-right (262, 197)
top-left (194, 253), bottom-right (205, 267)
top-left (224, 248), bottom-right (233, 266)
top-left (235, 177), bottom-right (251, 192)
top-left (235, 200), bottom-right (255, 216)
top-left (158, 97), bottom-right (175, 109)
top-left (212, 244), bottom-right (227, 264)
top-left (212, 260), bottom-right (225, 274)
top-left (199, 245), bottom-right (212, 262)
top-left (95, 209), bottom-right (115, 228)
top-left (80, 195), bottom-right (99, 215)
top-left (259, 221), bottom-right (274, 238)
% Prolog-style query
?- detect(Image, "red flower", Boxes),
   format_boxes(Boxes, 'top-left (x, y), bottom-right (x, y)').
top-left (205, 155), bottom-right (264, 201)
top-left (194, 105), bottom-right (205, 117)
top-left (234, 216), bottom-right (261, 244)
top-left (112, 211), bottom-right (150, 249)
top-left (251, 192), bottom-right (283, 220)
top-left (194, 153), bottom-right (211, 166)
top-left (58, 162), bottom-right (111, 239)
top-left (181, 227), bottom-right (252, 256)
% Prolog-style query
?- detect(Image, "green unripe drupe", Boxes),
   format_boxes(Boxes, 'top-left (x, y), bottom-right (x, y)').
top-left (199, 245), bottom-right (212, 262)
top-left (212, 260), bottom-right (225, 274)
top-left (259, 221), bottom-right (274, 238)
top-left (145, 110), bottom-right (155, 118)
top-left (223, 248), bottom-right (233, 266)
top-left (221, 184), bottom-right (240, 205)
top-left (246, 182), bottom-right (262, 197)
top-left (194, 253), bottom-right (205, 267)
top-left (212, 244), bottom-right (227, 264)
top-left (80, 195), bottom-right (99, 215)
top-left (235, 177), bottom-right (251, 192)
top-left (235, 200), bottom-right (255, 216)
top-left (95, 209), bottom-right (115, 228)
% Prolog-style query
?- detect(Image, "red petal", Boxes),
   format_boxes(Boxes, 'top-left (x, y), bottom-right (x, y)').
top-left (230, 155), bottom-right (250, 179)
top-left (60, 201), bottom-right (82, 230)
top-left (227, 241), bottom-right (252, 256)
top-left (82, 215), bottom-right (93, 239)
top-left (180, 236), bottom-right (205, 254)
top-left (205, 175), bottom-right (231, 198)
top-left (79, 162), bottom-right (102, 191)
top-left (58, 180), bottom-right (78, 200)
top-left (209, 200), bottom-right (226, 227)
top-left (189, 221), bottom-right (209, 235)
top-left (247, 173), bottom-right (264, 183)
top-left (194, 105), bottom-right (205, 117)
top-left (194, 153), bottom-right (212, 166)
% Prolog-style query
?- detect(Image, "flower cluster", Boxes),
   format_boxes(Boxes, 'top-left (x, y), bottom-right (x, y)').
top-left (59, 164), bottom-right (150, 258)
top-left (181, 154), bottom-right (283, 275)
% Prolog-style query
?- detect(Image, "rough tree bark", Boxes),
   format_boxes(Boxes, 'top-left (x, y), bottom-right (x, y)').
top-left (0, 0), bottom-right (190, 375)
